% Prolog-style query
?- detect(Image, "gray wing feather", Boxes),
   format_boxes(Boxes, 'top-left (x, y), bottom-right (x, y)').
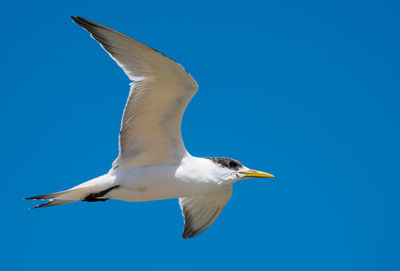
top-left (71, 17), bottom-right (198, 166)
top-left (179, 185), bottom-right (233, 238)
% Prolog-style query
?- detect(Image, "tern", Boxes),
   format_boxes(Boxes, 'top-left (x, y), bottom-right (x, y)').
top-left (26, 16), bottom-right (275, 238)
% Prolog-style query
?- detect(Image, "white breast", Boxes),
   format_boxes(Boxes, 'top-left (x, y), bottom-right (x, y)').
top-left (108, 156), bottom-right (221, 202)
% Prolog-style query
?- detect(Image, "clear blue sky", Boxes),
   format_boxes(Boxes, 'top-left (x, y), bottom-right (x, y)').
top-left (2, 0), bottom-right (399, 270)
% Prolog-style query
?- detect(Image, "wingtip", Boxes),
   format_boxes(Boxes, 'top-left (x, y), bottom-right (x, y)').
top-left (70, 16), bottom-right (99, 30)
top-left (71, 16), bottom-right (87, 25)
top-left (181, 231), bottom-right (198, 239)
top-left (70, 16), bottom-right (79, 23)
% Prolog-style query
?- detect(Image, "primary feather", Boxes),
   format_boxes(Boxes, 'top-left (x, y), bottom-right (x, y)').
top-left (72, 17), bottom-right (198, 167)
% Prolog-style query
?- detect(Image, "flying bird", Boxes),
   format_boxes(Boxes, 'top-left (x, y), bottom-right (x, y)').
top-left (26, 16), bottom-right (275, 238)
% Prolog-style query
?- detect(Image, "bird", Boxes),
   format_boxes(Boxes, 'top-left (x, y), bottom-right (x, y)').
top-left (25, 16), bottom-right (275, 239)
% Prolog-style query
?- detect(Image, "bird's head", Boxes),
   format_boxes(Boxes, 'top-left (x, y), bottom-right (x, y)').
top-left (205, 157), bottom-right (275, 184)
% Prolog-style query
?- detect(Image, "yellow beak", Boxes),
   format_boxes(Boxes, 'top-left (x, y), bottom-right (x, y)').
top-left (239, 169), bottom-right (275, 178)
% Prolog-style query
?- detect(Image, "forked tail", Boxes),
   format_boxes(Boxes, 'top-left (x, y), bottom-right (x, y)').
top-left (25, 189), bottom-right (81, 209)
top-left (25, 184), bottom-right (120, 209)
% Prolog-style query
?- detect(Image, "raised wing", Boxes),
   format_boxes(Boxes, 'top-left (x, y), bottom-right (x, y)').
top-left (71, 17), bottom-right (198, 167)
top-left (179, 185), bottom-right (232, 238)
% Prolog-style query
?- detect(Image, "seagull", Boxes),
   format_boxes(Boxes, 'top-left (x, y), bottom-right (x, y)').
top-left (26, 16), bottom-right (275, 239)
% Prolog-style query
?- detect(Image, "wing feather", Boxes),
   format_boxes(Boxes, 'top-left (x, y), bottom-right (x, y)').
top-left (71, 17), bottom-right (198, 166)
top-left (179, 185), bottom-right (233, 238)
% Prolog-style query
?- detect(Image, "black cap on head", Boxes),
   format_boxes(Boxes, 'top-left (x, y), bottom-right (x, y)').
top-left (204, 157), bottom-right (243, 170)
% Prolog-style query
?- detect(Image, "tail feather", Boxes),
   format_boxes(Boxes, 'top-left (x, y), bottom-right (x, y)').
top-left (25, 175), bottom-right (117, 209)
top-left (25, 188), bottom-right (83, 209)
top-left (25, 190), bottom-right (70, 200)
top-left (30, 199), bottom-right (74, 209)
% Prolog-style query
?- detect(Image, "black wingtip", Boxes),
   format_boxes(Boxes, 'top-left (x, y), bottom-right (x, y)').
top-left (70, 16), bottom-right (100, 31)
top-left (70, 16), bottom-right (87, 30)
top-left (70, 15), bottom-right (79, 22)
top-left (70, 16), bottom-right (85, 25)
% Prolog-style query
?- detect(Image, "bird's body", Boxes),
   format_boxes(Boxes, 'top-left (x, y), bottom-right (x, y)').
top-left (26, 17), bottom-right (275, 238)
top-left (75, 155), bottom-right (232, 203)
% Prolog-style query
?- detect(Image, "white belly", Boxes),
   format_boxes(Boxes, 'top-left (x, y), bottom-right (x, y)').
top-left (107, 164), bottom-right (218, 202)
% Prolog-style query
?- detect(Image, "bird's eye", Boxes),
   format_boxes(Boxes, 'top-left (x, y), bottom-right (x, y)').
top-left (229, 161), bottom-right (238, 168)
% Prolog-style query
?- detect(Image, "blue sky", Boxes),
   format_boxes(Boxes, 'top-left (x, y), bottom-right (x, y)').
top-left (2, 0), bottom-right (399, 270)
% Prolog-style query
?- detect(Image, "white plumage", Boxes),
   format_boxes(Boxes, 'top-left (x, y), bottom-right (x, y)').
top-left (26, 17), bottom-right (274, 239)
